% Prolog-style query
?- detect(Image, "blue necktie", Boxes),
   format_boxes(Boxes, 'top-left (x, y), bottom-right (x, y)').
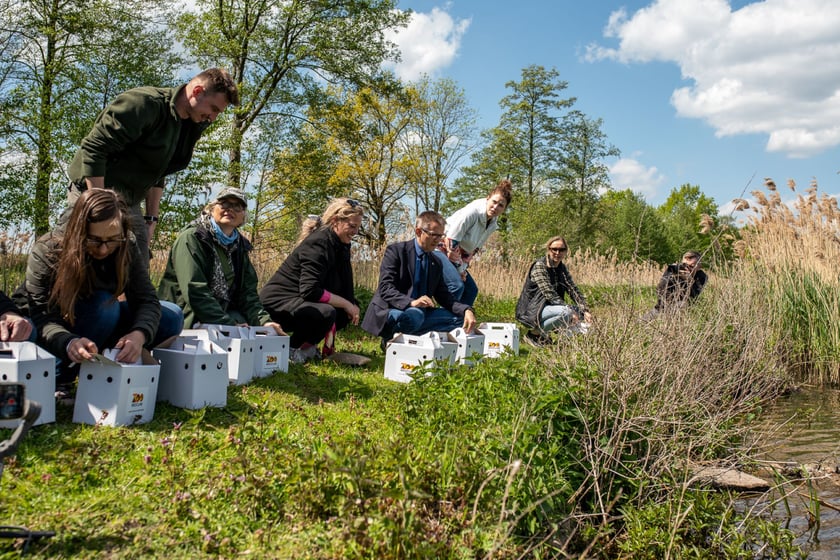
top-left (413, 252), bottom-right (428, 298)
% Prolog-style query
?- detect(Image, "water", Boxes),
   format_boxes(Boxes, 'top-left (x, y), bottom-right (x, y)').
top-left (748, 387), bottom-right (840, 558)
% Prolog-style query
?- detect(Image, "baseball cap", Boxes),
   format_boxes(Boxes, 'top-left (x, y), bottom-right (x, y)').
top-left (214, 187), bottom-right (248, 206)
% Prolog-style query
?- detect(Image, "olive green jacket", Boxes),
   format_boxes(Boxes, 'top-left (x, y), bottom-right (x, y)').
top-left (158, 220), bottom-right (271, 329)
top-left (67, 85), bottom-right (208, 206)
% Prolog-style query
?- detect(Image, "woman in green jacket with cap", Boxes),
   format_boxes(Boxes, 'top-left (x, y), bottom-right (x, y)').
top-left (158, 187), bottom-right (284, 335)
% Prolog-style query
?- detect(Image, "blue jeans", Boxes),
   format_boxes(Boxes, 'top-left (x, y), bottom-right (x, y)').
top-left (385, 307), bottom-right (462, 339)
top-left (73, 290), bottom-right (184, 349)
top-left (540, 305), bottom-right (579, 332)
top-left (432, 251), bottom-right (479, 307)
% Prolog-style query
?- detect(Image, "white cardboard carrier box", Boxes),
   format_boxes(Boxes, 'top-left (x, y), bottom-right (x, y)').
top-left (248, 327), bottom-right (289, 377)
top-left (477, 322), bottom-right (520, 358)
top-left (0, 342), bottom-right (56, 427)
top-left (153, 338), bottom-right (229, 409)
top-left (443, 328), bottom-right (485, 366)
top-left (182, 325), bottom-right (255, 385)
top-left (383, 332), bottom-right (457, 383)
top-left (73, 348), bottom-right (159, 426)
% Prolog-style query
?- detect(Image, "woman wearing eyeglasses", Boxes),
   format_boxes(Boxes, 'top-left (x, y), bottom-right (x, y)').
top-left (158, 187), bottom-right (284, 336)
top-left (260, 198), bottom-right (363, 364)
top-left (16, 188), bottom-right (183, 387)
top-left (515, 236), bottom-right (592, 346)
top-left (433, 179), bottom-right (513, 306)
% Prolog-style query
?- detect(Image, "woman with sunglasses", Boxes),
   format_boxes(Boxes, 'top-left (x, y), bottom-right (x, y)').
top-left (16, 188), bottom-right (183, 387)
top-left (515, 236), bottom-right (592, 346)
top-left (433, 179), bottom-right (512, 306)
top-left (260, 198), bottom-right (363, 364)
top-left (158, 187), bottom-right (284, 335)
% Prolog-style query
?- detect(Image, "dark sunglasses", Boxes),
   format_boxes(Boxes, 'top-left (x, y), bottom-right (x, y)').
top-left (346, 198), bottom-right (362, 208)
top-left (549, 246), bottom-right (568, 253)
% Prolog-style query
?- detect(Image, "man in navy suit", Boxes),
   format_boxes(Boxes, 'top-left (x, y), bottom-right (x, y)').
top-left (362, 211), bottom-right (477, 349)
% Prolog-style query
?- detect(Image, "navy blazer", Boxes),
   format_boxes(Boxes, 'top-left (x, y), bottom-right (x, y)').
top-left (361, 240), bottom-right (470, 336)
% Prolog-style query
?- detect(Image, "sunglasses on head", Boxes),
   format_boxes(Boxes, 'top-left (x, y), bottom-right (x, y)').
top-left (346, 198), bottom-right (362, 208)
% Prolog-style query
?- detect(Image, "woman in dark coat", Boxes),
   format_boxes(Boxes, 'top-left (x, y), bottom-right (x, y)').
top-left (260, 198), bottom-right (362, 363)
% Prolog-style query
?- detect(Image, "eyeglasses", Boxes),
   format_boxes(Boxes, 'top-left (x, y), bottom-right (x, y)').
top-left (219, 200), bottom-right (246, 212)
top-left (85, 237), bottom-right (126, 249)
top-left (346, 198), bottom-right (362, 208)
top-left (421, 228), bottom-right (446, 239)
top-left (549, 246), bottom-right (568, 253)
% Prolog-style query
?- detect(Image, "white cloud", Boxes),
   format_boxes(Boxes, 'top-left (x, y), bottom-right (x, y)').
top-left (609, 157), bottom-right (667, 200)
top-left (586, 0), bottom-right (840, 157)
top-left (384, 7), bottom-right (471, 81)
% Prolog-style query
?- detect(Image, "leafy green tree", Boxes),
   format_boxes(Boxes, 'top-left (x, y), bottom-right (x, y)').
top-left (557, 110), bottom-right (620, 241)
top-left (264, 85), bottom-right (418, 248)
top-left (174, 0), bottom-right (409, 191)
top-left (0, 0), bottom-right (179, 234)
top-left (448, 65), bottom-right (575, 210)
top-left (595, 189), bottom-right (670, 263)
top-left (405, 76), bottom-right (478, 214)
top-left (657, 184), bottom-right (719, 261)
top-left (499, 65), bottom-right (574, 200)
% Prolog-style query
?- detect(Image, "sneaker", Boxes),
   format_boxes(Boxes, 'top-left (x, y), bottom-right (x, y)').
top-left (289, 345), bottom-right (321, 364)
top-left (524, 330), bottom-right (552, 347)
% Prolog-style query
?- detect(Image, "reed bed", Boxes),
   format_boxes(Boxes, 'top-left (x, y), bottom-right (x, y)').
top-left (352, 246), bottom-right (662, 301)
top-left (518, 261), bottom-right (795, 555)
top-left (736, 178), bottom-right (840, 384)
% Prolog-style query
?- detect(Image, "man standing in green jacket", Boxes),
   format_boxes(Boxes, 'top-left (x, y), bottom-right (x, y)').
top-left (65, 68), bottom-right (239, 256)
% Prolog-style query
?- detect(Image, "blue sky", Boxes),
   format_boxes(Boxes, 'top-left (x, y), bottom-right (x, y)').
top-left (385, 0), bottom-right (840, 223)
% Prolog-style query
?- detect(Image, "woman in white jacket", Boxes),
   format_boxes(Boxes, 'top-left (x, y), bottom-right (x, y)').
top-left (433, 179), bottom-right (512, 306)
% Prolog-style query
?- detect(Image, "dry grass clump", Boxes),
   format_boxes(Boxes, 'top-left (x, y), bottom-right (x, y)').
top-left (541, 264), bottom-right (789, 527)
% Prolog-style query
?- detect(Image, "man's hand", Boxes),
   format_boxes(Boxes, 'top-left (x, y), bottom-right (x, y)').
top-left (410, 296), bottom-right (435, 309)
top-left (0, 312), bottom-right (32, 342)
top-left (462, 309), bottom-right (477, 333)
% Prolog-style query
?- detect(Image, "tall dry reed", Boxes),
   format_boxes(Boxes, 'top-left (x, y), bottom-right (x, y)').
top-left (736, 178), bottom-right (840, 384)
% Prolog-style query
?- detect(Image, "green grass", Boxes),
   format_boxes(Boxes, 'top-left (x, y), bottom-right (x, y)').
top-left (0, 294), bottom-right (801, 559)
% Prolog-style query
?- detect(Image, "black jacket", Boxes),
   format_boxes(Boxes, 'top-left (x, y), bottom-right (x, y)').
top-left (260, 227), bottom-right (356, 316)
top-left (654, 264), bottom-right (707, 310)
top-left (515, 258), bottom-right (586, 330)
